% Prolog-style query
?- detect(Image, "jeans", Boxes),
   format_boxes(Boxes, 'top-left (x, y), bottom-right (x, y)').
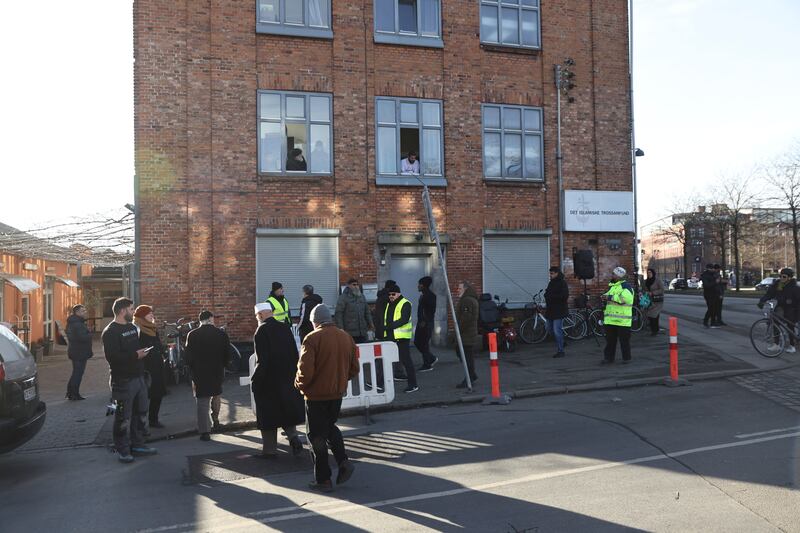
top-left (111, 376), bottom-right (149, 455)
top-left (196, 395), bottom-right (221, 434)
top-left (306, 399), bottom-right (348, 483)
top-left (604, 325), bottom-right (631, 362)
top-left (413, 324), bottom-right (436, 366)
top-left (67, 359), bottom-right (87, 397)
top-left (546, 318), bottom-right (565, 353)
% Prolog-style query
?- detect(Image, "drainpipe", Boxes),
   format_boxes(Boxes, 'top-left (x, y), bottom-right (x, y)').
top-left (629, 0), bottom-right (640, 281)
top-left (555, 65), bottom-right (565, 267)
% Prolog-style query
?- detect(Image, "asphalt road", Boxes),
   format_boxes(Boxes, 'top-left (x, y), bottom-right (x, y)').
top-left (664, 292), bottom-right (765, 332)
top-left (3, 373), bottom-right (799, 532)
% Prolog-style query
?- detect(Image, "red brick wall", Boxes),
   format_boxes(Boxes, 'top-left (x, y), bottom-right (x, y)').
top-left (134, 0), bottom-right (634, 339)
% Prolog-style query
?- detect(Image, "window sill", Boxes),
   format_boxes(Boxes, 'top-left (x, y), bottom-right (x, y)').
top-left (484, 177), bottom-right (545, 187)
top-left (480, 43), bottom-right (541, 56)
top-left (374, 33), bottom-right (444, 49)
top-left (256, 23), bottom-right (333, 40)
top-left (376, 176), bottom-right (447, 187)
top-left (258, 173), bottom-right (334, 182)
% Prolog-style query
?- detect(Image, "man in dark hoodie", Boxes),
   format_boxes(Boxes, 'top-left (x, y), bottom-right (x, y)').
top-left (267, 282), bottom-right (292, 325)
top-left (414, 276), bottom-right (438, 372)
top-left (299, 285), bottom-right (323, 342)
top-left (65, 304), bottom-right (93, 400)
top-left (544, 267), bottom-right (569, 358)
top-left (102, 297), bottom-right (157, 463)
top-left (700, 264), bottom-right (720, 329)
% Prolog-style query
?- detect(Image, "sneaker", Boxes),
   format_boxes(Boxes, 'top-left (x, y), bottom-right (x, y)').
top-left (418, 357), bottom-right (438, 372)
top-left (767, 343), bottom-right (780, 352)
top-left (393, 375), bottom-right (408, 382)
top-left (309, 480), bottom-right (334, 493)
top-left (200, 433), bottom-right (211, 442)
top-left (118, 453), bottom-right (134, 464)
top-left (337, 459), bottom-right (356, 485)
top-left (404, 385), bottom-right (419, 393)
top-left (710, 325), bottom-right (720, 329)
top-left (786, 346), bottom-right (796, 353)
top-left (553, 352), bottom-right (565, 358)
top-left (131, 446), bottom-right (158, 455)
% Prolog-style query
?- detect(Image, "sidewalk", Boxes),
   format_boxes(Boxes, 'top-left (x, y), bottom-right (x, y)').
top-left (18, 321), bottom-right (794, 452)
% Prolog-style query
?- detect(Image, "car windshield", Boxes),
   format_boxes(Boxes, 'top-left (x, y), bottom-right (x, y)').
top-left (0, 324), bottom-right (31, 362)
top-left (759, 278), bottom-right (776, 285)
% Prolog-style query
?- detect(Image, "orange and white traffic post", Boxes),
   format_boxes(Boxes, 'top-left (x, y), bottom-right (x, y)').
top-left (663, 316), bottom-right (690, 387)
top-left (483, 332), bottom-right (512, 405)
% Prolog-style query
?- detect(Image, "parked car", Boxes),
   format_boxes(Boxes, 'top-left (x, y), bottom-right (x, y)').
top-left (755, 277), bottom-right (779, 291)
top-left (669, 278), bottom-right (689, 290)
top-left (687, 278), bottom-right (701, 289)
top-left (0, 325), bottom-right (46, 454)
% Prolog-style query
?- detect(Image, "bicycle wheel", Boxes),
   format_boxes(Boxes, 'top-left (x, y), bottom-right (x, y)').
top-left (631, 307), bottom-right (645, 332)
top-left (563, 312), bottom-right (587, 340)
top-left (589, 309), bottom-right (605, 337)
top-left (750, 319), bottom-right (785, 358)
top-left (530, 315), bottom-right (549, 343)
top-left (518, 318), bottom-right (534, 344)
top-left (519, 317), bottom-right (547, 344)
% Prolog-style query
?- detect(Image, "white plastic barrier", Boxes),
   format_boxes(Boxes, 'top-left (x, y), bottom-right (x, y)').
top-left (239, 340), bottom-right (399, 414)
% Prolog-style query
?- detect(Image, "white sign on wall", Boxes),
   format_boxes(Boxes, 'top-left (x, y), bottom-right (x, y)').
top-left (564, 190), bottom-right (634, 232)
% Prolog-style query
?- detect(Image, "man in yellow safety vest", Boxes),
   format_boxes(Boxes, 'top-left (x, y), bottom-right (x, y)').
top-left (267, 282), bottom-right (291, 325)
top-left (601, 266), bottom-right (634, 364)
top-left (384, 284), bottom-right (418, 393)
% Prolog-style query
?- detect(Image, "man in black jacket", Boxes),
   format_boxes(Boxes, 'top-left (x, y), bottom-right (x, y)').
top-left (415, 276), bottom-right (438, 372)
top-left (299, 285), bottom-right (323, 342)
top-left (759, 268), bottom-right (800, 353)
top-left (102, 297), bottom-right (157, 463)
top-left (700, 264), bottom-right (720, 328)
top-left (544, 267), bottom-right (569, 358)
top-left (66, 304), bottom-right (93, 400)
top-left (185, 311), bottom-right (231, 441)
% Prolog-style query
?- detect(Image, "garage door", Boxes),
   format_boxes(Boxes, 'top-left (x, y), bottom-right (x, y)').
top-left (255, 229), bottom-right (340, 314)
top-left (483, 234), bottom-right (550, 306)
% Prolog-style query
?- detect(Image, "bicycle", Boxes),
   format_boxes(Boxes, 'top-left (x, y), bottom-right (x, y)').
top-left (518, 290), bottom-right (587, 343)
top-left (750, 301), bottom-right (796, 358)
top-left (585, 296), bottom-right (645, 337)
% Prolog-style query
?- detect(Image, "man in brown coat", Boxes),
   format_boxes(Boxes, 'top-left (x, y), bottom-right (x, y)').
top-left (295, 304), bottom-right (360, 492)
top-left (455, 281), bottom-right (480, 388)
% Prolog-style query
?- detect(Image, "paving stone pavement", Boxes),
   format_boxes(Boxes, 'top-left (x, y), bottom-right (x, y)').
top-left (729, 364), bottom-right (800, 413)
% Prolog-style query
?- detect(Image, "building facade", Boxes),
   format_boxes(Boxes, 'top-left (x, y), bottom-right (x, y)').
top-left (134, 0), bottom-right (635, 342)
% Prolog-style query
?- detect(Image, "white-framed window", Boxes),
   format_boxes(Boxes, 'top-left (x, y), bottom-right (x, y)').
top-left (258, 90), bottom-right (333, 175)
top-left (375, 97), bottom-right (446, 186)
top-left (257, 0), bottom-right (333, 39)
top-left (482, 103), bottom-right (543, 181)
top-left (374, 0), bottom-right (443, 48)
top-left (480, 0), bottom-right (541, 49)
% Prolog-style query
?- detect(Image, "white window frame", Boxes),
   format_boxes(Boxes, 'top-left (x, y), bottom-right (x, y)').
top-left (480, 0), bottom-right (541, 50)
top-left (374, 0), bottom-right (443, 48)
top-left (257, 90), bottom-right (334, 176)
top-left (482, 103), bottom-right (544, 182)
top-left (256, 0), bottom-right (333, 39)
top-left (375, 96), bottom-right (446, 187)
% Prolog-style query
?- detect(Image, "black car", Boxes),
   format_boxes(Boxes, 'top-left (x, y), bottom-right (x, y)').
top-left (668, 278), bottom-right (689, 290)
top-left (0, 325), bottom-right (46, 454)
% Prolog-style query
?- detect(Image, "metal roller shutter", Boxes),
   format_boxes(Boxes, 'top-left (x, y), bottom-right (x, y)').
top-left (256, 232), bottom-right (340, 314)
top-left (483, 235), bottom-right (550, 306)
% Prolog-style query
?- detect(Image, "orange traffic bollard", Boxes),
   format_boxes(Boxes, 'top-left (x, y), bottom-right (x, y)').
top-left (664, 316), bottom-right (690, 387)
top-left (483, 332), bottom-right (511, 405)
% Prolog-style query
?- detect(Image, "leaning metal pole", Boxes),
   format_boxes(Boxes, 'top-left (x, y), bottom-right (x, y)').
top-left (422, 185), bottom-right (472, 392)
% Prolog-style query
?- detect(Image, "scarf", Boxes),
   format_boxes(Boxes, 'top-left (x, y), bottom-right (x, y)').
top-left (133, 315), bottom-right (157, 338)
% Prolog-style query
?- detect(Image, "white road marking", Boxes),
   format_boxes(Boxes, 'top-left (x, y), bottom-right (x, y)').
top-left (139, 430), bottom-right (800, 533)
top-left (735, 425), bottom-right (800, 439)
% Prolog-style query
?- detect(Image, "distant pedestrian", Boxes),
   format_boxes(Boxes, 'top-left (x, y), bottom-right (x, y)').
top-left (299, 285), bottom-right (322, 342)
top-left (700, 264), bottom-right (720, 328)
top-left (544, 267), bottom-right (569, 358)
top-left (185, 311), bottom-right (231, 441)
top-left (384, 284), bottom-right (418, 393)
top-left (415, 276), bottom-right (438, 372)
top-left (133, 305), bottom-right (167, 428)
top-left (643, 268), bottom-right (665, 335)
top-left (102, 297), bottom-right (157, 463)
top-left (758, 267), bottom-right (800, 353)
top-left (65, 304), bottom-right (93, 400)
top-left (335, 278), bottom-right (374, 343)
top-left (373, 280), bottom-right (397, 341)
top-left (601, 267), bottom-right (634, 365)
top-left (714, 264), bottom-right (728, 326)
top-left (267, 282), bottom-right (292, 325)
top-left (252, 303), bottom-right (305, 457)
top-left (296, 304), bottom-right (359, 492)
top-left (455, 281), bottom-right (480, 387)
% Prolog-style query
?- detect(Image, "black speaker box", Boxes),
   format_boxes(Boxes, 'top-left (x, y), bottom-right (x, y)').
top-left (574, 249), bottom-right (595, 280)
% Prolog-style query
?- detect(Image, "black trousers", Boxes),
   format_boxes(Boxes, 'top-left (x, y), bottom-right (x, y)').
top-left (306, 399), bottom-right (347, 483)
top-left (413, 324), bottom-right (436, 365)
top-left (459, 344), bottom-right (478, 380)
top-left (604, 325), bottom-right (631, 362)
top-left (703, 293), bottom-right (720, 325)
top-left (396, 339), bottom-right (417, 387)
top-left (715, 296), bottom-right (724, 324)
top-left (67, 359), bottom-right (87, 396)
top-left (148, 395), bottom-right (163, 423)
top-left (648, 316), bottom-right (660, 334)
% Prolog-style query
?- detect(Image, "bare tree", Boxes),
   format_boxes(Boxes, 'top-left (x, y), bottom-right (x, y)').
top-left (654, 200), bottom-right (703, 280)
top-left (763, 141), bottom-right (800, 270)
top-left (715, 175), bottom-right (758, 291)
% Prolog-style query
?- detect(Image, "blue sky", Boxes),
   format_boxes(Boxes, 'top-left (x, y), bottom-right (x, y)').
top-left (0, 0), bottom-right (798, 232)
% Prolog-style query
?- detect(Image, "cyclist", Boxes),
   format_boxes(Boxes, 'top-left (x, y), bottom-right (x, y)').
top-left (757, 267), bottom-right (800, 353)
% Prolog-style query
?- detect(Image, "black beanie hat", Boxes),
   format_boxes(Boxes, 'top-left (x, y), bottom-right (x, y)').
top-left (271, 281), bottom-right (282, 291)
top-left (418, 276), bottom-right (433, 288)
top-left (384, 279), bottom-right (397, 288)
top-left (387, 284), bottom-right (401, 294)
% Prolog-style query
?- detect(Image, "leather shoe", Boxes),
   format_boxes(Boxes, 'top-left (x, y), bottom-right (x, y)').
top-left (309, 480), bottom-right (334, 493)
top-left (337, 460), bottom-right (355, 485)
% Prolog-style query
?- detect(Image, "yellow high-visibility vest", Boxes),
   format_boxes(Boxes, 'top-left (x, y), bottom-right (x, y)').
top-left (384, 297), bottom-right (412, 340)
top-left (603, 280), bottom-right (633, 327)
top-left (267, 296), bottom-right (291, 324)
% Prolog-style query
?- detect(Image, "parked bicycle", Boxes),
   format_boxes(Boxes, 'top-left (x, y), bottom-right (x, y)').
top-left (164, 317), bottom-right (195, 385)
top-left (750, 301), bottom-right (796, 358)
top-left (518, 290), bottom-right (586, 344)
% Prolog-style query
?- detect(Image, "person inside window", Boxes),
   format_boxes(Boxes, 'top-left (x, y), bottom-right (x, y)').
top-left (287, 148), bottom-right (307, 171)
top-left (400, 151), bottom-right (420, 175)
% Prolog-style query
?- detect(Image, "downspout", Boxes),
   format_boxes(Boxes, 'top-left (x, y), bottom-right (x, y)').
top-left (628, 0), bottom-right (640, 281)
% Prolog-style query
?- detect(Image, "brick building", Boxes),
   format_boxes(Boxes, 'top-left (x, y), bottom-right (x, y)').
top-left (134, 0), bottom-right (635, 343)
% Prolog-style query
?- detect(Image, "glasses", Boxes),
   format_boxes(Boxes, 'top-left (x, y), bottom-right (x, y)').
top-left (389, 292), bottom-right (400, 297)
top-left (349, 282), bottom-right (359, 286)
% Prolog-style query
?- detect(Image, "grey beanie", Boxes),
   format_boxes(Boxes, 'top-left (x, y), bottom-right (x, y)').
top-left (310, 304), bottom-right (332, 325)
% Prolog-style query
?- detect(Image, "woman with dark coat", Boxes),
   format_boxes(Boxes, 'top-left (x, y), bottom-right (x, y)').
top-left (644, 268), bottom-right (665, 335)
top-left (252, 302), bottom-right (305, 457)
top-left (544, 266), bottom-right (569, 358)
top-left (133, 305), bottom-right (167, 428)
